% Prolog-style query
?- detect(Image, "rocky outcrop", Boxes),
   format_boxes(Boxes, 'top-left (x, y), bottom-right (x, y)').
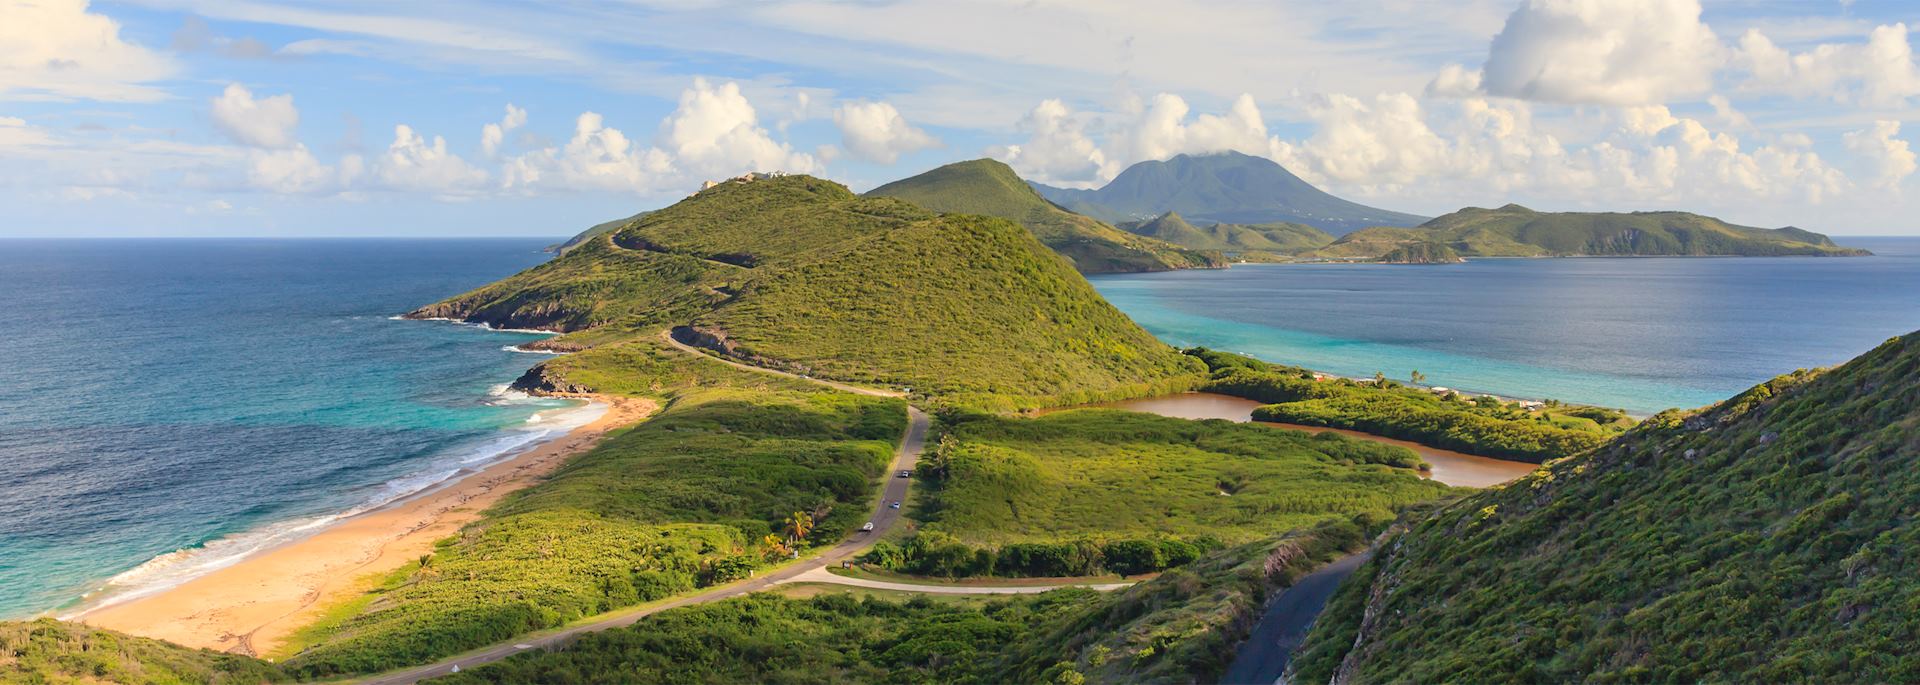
top-left (509, 363), bottom-right (593, 395)
top-left (670, 325), bottom-right (811, 374)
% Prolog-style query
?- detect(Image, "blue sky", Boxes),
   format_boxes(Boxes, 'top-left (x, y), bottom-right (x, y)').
top-left (3, 0), bottom-right (1919, 237)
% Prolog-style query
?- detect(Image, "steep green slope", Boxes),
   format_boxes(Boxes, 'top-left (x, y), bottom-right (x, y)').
top-left (1297, 332), bottom-right (1920, 683)
top-left (1120, 211), bottom-right (1334, 260)
top-left (1307, 204), bottom-right (1868, 259)
top-left (547, 210), bottom-right (652, 254)
top-left (412, 174), bottom-right (1203, 409)
top-left (1032, 151), bottom-right (1427, 234)
top-left (866, 159), bottom-right (1224, 273)
top-left (0, 618), bottom-right (285, 684)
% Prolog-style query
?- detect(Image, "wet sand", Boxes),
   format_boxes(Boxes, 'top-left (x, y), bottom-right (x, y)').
top-left (73, 395), bottom-right (656, 657)
top-left (1075, 393), bottom-right (1538, 488)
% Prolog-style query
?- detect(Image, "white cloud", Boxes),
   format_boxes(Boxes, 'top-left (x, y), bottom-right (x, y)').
top-left (375, 124), bottom-right (488, 196)
top-left (658, 78), bottom-right (819, 178)
top-left (1477, 0), bottom-right (1722, 105)
top-left (247, 145), bottom-right (338, 194)
top-left (990, 99), bottom-right (1117, 187)
top-left (1844, 120), bottom-right (1917, 191)
top-left (833, 101), bottom-right (939, 164)
top-left (1114, 93), bottom-right (1278, 167)
top-left (1732, 23), bottom-right (1920, 107)
top-left (481, 103), bottom-right (527, 157)
top-left (210, 83), bottom-right (300, 149)
top-left (0, 0), bottom-right (176, 102)
top-left (501, 110), bottom-right (686, 194)
top-left (1265, 93), bottom-right (1850, 209)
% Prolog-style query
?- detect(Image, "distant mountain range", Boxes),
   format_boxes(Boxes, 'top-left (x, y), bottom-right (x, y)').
top-left (551, 154), bottom-right (1863, 266)
top-left (1031, 151), bottom-right (1428, 235)
top-left (1117, 211), bottom-right (1334, 262)
top-left (1308, 204), bottom-right (1868, 260)
top-left (864, 159), bottom-right (1225, 273)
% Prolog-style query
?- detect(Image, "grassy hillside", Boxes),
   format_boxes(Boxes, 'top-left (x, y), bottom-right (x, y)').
top-left (547, 210), bottom-right (652, 254)
top-left (413, 174), bottom-right (1205, 409)
top-left (1031, 151), bottom-right (1427, 234)
top-left (1307, 204), bottom-right (1868, 259)
top-left (0, 618), bottom-right (284, 684)
top-left (1376, 241), bottom-right (1463, 264)
top-left (1119, 211), bottom-right (1334, 261)
top-left (1296, 332), bottom-right (1920, 683)
top-left (871, 408), bottom-right (1450, 578)
top-left (430, 520), bottom-right (1373, 685)
top-left (695, 213), bottom-right (1202, 409)
top-left (866, 159), bottom-right (1224, 273)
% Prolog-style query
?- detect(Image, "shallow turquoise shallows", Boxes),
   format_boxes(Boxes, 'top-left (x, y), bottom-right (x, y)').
top-left (1092, 238), bottom-right (1920, 415)
top-left (0, 239), bottom-right (573, 618)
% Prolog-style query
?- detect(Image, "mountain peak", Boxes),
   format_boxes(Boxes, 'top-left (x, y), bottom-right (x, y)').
top-left (1028, 152), bottom-right (1428, 235)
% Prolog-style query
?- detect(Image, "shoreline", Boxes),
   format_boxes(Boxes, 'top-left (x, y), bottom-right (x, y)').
top-left (71, 393), bottom-right (656, 657)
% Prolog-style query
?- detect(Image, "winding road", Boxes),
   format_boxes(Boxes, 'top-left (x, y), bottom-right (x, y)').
top-left (358, 334), bottom-right (1119, 683)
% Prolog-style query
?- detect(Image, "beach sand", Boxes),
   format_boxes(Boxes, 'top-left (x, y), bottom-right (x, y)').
top-left (74, 394), bottom-right (656, 657)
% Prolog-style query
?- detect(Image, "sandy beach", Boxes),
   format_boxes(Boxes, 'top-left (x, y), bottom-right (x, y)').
top-left (73, 394), bottom-right (656, 657)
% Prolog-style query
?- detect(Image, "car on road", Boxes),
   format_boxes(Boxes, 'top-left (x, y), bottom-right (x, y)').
top-left (889, 501), bottom-right (901, 509)
top-left (897, 470), bottom-right (911, 478)
top-left (861, 521), bottom-right (875, 532)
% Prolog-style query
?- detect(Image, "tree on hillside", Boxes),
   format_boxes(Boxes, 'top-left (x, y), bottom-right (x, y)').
top-left (1410, 370), bottom-right (1427, 385)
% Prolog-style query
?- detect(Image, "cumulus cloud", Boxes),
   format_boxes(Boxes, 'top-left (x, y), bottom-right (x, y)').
top-left (247, 144), bottom-right (339, 194)
top-left (0, 0), bottom-right (176, 102)
top-left (1264, 93), bottom-right (1849, 208)
top-left (1844, 121), bottom-right (1917, 190)
top-left (991, 99), bottom-right (1118, 187)
top-left (833, 101), bottom-right (939, 164)
top-left (1477, 0), bottom-right (1723, 105)
top-left (1114, 93), bottom-right (1279, 166)
top-left (658, 78), bottom-right (819, 178)
top-left (1732, 23), bottom-right (1920, 107)
top-left (480, 103), bottom-right (526, 157)
top-left (375, 124), bottom-right (488, 196)
top-left (211, 83), bottom-right (300, 149)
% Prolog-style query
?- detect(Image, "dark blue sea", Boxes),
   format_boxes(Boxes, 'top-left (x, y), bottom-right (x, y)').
top-left (0, 239), bottom-right (587, 618)
top-left (1094, 238), bottom-right (1920, 414)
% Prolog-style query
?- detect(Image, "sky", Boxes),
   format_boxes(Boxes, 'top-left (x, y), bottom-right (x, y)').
top-left (3, 0), bottom-right (1920, 237)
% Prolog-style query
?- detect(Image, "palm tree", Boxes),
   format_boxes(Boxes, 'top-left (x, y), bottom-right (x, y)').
top-left (783, 511), bottom-right (813, 545)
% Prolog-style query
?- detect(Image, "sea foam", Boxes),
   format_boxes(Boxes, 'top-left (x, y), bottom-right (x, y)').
top-left (63, 397), bottom-right (607, 618)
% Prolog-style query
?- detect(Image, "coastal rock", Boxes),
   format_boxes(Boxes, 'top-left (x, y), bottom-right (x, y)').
top-left (510, 364), bottom-right (593, 395)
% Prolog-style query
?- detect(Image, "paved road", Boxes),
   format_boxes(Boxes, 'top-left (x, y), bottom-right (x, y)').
top-left (780, 567), bottom-right (1134, 595)
top-left (357, 350), bottom-right (925, 684)
top-left (1218, 552), bottom-right (1371, 685)
top-left (660, 329), bottom-right (906, 398)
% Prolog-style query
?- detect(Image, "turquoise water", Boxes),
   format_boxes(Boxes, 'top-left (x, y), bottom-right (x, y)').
top-left (0, 239), bottom-right (579, 618)
top-left (1093, 238), bottom-right (1920, 414)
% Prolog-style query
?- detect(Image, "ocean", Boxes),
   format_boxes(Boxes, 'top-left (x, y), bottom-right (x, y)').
top-left (1092, 237), bottom-right (1920, 414)
top-left (0, 239), bottom-right (587, 619)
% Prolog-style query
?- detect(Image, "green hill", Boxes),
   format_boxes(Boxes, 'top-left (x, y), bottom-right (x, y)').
top-left (1119, 211), bottom-right (1334, 261)
top-left (1307, 204), bottom-right (1867, 259)
top-left (865, 159), bottom-right (1224, 273)
top-left (1295, 331), bottom-right (1920, 682)
top-left (1, 618), bottom-right (285, 684)
top-left (546, 210), bottom-right (653, 254)
top-left (1376, 242), bottom-right (1462, 264)
top-left (1031, 151), bottom-right (1427, 234)
top-left (411, 174), bottom-right (1202, 409)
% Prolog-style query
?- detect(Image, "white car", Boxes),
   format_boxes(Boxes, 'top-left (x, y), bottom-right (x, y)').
top-left (861, 521), bottom-right (875, 532)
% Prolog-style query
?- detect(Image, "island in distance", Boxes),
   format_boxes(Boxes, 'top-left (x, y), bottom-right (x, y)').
top-left (556, 154), bottom-right (1870, 266)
